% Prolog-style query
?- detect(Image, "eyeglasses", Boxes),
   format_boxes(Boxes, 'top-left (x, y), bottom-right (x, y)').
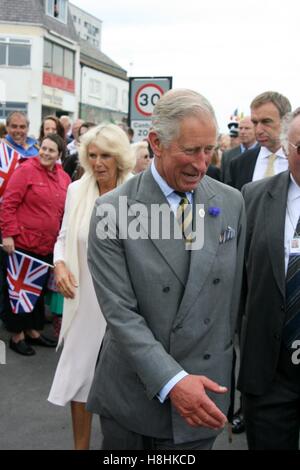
top-left (289, 142), bottom-right (300, 155)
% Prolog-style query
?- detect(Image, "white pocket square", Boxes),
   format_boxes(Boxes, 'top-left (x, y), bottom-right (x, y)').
top-left (219, 226), bottom-right (236, 244)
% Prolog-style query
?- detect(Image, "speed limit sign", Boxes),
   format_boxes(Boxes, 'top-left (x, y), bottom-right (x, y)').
top-left (129, 77), bottom-right (172, 142)
top-left (134, 83), bottom-right (164, 117)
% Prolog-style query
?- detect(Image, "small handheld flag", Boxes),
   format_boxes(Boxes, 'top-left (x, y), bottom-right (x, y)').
top-left (6, 251), bottom-right (50, 314)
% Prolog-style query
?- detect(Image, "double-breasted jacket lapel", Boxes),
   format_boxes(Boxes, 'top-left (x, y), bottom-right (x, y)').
top-left (126, 171), bottom-right (224, 321)
top-left (127, 169), bottom-right (189, 287)
top-left (175, 176), bottom-right (223, 325)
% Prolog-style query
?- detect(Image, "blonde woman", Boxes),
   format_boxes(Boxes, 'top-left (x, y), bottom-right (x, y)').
top-left (48, 124), bottom-right (135, 449)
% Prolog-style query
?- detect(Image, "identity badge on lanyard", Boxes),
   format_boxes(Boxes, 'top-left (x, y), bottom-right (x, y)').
top-left (290, 237), bottom-right (300, 254)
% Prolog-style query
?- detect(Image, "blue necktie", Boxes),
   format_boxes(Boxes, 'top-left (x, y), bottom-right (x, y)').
top-left (282, 216), bottom-right (300, 349)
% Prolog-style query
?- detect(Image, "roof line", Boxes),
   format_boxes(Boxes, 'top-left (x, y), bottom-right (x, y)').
top-left (80, 54), bottom-right (127, 78)
top-left (0, 20), bottom-right (44, 27)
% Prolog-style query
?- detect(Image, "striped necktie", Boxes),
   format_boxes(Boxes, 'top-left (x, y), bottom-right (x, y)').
top-left (282, 216), bottom-right (300, 349)
top-left (264, 153), bottom-right (277, 177)
top-left (175, 191), bottom-right (193, 244)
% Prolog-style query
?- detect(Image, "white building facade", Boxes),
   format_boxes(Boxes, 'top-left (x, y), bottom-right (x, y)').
top-left (80, 66), bottom-right (128, 123)
top-left (69, 3), bottom-right (102, 51)
top-left (0, 0), bottom-right (128, 137)
top-left (0, 26), bottom-right (44, 133)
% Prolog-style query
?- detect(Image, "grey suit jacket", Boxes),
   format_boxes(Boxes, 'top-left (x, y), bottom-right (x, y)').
top-left (87, 168), bottom-right (246, 444)
top-left (238, 171), bottom-right (290, 395)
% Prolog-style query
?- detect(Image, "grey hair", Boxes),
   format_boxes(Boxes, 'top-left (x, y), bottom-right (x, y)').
top-left (151, 89), bottom-right (218, 146)
top-left (79, 123), bottom-right (135, 183)
top-left (280, 107), bottom-right (300, 154)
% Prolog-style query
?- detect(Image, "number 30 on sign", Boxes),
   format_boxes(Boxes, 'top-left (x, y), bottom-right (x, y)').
top-left (134, 83), bottom-right (164, 117)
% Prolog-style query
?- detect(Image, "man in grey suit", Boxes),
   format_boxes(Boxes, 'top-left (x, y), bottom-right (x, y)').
top-left (221, 116), bottom-right (257, 184)
top-left (87, 89), bottom-right (246, 450)
top-left (238, 108), bottom-right (300, 449)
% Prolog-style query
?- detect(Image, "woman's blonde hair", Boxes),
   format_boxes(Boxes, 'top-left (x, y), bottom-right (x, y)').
top-left (79, 123), bottom-right (135, 183)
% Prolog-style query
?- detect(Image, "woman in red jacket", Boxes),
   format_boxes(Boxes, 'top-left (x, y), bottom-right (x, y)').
top-left (1, 134), bottom-right (70, 356)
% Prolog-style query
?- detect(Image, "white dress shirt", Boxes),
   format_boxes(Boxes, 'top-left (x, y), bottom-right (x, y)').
top-left (284, 175), bottom-right (300, 273)
top-left (252, 146), bottom-right (288, 182)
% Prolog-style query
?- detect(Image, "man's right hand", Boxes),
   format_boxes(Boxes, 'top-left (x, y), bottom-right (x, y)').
top-left (2, 237), bottom-right (15, 255)
top-left (169, 374), bottom-right (228, 430)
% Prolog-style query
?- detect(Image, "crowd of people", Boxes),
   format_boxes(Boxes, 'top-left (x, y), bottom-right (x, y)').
top-left (0, 87), bottom-right (299, 450)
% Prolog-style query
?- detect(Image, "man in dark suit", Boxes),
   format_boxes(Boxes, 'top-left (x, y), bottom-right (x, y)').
top-left (238, 108), bottom-right (300, 449)
top-left (221, 117), bottom-right (257, 184)
top-left (87, 89), bottom-right (246, 450)
top-left (229, 92), bottom-right (291, 190)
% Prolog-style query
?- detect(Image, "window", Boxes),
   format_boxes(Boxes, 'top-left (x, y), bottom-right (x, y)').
top-left (43, 40), bottom-right (74, 80)
top-left (0, 102), bottom-right (27, 120)
top-left (106, 85), bottom-right (118, 109)
top-left (0, 43), bottom-right (5, 65)
top-left (52, 44), bottom-right (63, 76)
top-left (46, 0), bottom-right (67, 24)
top-left (122, 90), bottom-right (128, 111)
top-left (84, 23), bottom-right (99, 38)
top-left (0, 38), bottom-right (31, 67)
top-left (43, 39), bottom-right (52, 71)
top-left (64, 48), bottom-right (74, 80)
top-left (89, 79), bottom-right (102, 99)
top-left (9, 44), bottom-right (31, 66)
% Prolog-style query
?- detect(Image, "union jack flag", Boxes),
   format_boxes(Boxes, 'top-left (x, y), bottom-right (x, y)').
top-left (7, 251), bottom-right (49, 314)
top-left (0, 140), bottom-right (21, 198)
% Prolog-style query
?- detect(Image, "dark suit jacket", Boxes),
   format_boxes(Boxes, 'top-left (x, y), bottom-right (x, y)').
top-left (229, 146), bottom-right (261, 190)
top-left (221, 146), bottom-right (241, 184)
top-left (206, 164), bottom-right (221, 181)
top-left (238, 171), bottom-right (290, 396)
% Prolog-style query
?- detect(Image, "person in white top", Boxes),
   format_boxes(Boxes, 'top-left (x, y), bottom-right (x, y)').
top-left (48, 124), bottom-right (135, 450)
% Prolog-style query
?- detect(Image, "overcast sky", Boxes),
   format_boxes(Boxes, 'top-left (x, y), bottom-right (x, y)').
top-left (71, 0), bottom-right (299, 131)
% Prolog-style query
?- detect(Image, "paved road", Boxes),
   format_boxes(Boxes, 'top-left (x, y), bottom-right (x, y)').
top-left (0, 320), bottom-right (247, 450)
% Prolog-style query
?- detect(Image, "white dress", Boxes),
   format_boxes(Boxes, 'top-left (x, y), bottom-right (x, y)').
top-left (48, 182), bottom-right (106, 406)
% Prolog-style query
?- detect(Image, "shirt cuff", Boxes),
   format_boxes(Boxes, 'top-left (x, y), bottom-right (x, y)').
top-left (157, 370), bottom-right (188, 403)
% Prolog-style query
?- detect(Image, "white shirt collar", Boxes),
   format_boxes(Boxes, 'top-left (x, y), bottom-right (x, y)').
top-left (150, 159), bottom-right (193, 200)
top-left (259, 146), bottom-right (286, 160)
top-left (151, 159), bottom-right (175, 198)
